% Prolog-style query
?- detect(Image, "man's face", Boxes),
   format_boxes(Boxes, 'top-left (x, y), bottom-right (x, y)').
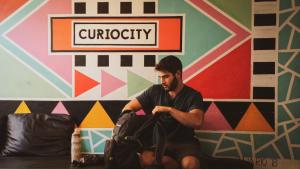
top-left (158, 71), bottom-right (178, 91)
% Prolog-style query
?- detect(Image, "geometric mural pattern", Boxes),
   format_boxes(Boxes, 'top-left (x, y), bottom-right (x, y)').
top-left (0, 0), bottom-right (299, 160)
top-left (197, 0), bottom-right (300, 160)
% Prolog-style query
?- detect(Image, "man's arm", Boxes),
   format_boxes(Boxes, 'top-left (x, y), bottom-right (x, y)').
top-left (122, 98), bottom-right (143, 112)
top-left (152, 106), bottom-right (204, 129)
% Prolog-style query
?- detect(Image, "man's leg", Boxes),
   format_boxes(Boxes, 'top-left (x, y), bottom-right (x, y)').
top-left (181, 155), bottom-right (200, 169)
top-left (162, 156), bottom-right (180, 169)
top-left (140, 150), bottom-right (180, 169)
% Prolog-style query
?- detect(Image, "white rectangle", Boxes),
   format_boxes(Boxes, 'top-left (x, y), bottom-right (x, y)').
top-left (73, 22), bottom-right (157, 46)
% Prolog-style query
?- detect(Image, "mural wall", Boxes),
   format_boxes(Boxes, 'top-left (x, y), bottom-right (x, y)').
top-left (0, 0), bottom-right (299, 164)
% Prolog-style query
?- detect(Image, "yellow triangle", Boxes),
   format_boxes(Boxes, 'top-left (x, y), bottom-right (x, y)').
top-left (79, 101), bottom-right (115, 128)
top-left (15, 101), bottom-right (31, 114)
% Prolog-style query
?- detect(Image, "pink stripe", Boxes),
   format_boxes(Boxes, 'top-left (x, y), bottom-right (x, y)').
top-left (184, 0), bottom-right (250, 80)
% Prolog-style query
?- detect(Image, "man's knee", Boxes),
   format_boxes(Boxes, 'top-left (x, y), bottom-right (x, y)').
top-left (162, 156), bottom-right (180, 169)
top-left (140, 151), bottom-right (155, 166)
top-left (181, 156), bottom-right (200, 169)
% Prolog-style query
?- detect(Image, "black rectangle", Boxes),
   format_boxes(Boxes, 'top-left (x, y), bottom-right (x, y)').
top-left (98, 55), bottom-right (109, 67)
top-left (253, 38), bottom-right (276, 50)
top-left (253, 87), bottom-right (275, 99)
top-left (254, 14), bottom-right (276, 26)
top-left (253, 62), bottom-right (275, 74)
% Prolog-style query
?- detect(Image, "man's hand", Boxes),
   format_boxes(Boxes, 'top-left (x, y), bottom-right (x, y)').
top-left (152, 106), bottom-right (172, 115)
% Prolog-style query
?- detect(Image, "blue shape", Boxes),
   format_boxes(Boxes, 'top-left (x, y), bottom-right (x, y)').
top-left (279, 24), bottom-right (292, 50)
top-left (278, 125), bottom-right (285, 135)
top-left (287, 101), bottom-right (300, 118)
top-left (94, 142), bottom-right (105, 154)
top-left (80, 130), bottom-right (89, 137)
top-left (291, 31), bottom-right (300, 49)
top-left (91, 131), bottom-right (103, 145)
top-left (280, 11), bottom-right (294, 26)
top-left (278, 52), bottom-right (294, 65)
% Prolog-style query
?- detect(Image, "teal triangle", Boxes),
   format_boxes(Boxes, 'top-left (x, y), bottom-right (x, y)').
top-left (290, 77), bottom-right (300, 99)
top-left (278, 72), bottom-right (292, 102)
top-left (219, 139), bottom-right (235, 150)
top-left (287, 101), bottom-right (300, 118)
top-left (158, 0), bottom-right (231, 68)
top-left (288, 52), bottom-right (300, 74)
top-left (279, 11), bottom-right (293, 26)
top-left (0, 48), bottom-right (65, 98)
top-left (289, 125), bottom-right (300, 144)
top-left (278, 105), bottom-right (292, 123)
top-left (215, 149), bottom-right (240, 158)
top-left (278, 66), bottom-right (284, 73)
top-left (253, 134), bottom-right (274, 149)
top-left (208, 0), bottom-right (251, 29)
top-left (91, 131), bottom-right (103, 145)
top-left (127, 70), bottom-right (153, 97)
top-left (275, 136), bottom-right (291, 159)
top-left (256, 145), bottom-right (280, 158)
top-left (225, 133), bottom-right (250, 142)
top-left (278, 52), bottom-right (294, 65)
top-left (238, 143), bottom-right (252, 157)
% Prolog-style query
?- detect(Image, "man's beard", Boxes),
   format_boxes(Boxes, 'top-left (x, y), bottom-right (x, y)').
top-left (165, 77), bottom-right (178, 92)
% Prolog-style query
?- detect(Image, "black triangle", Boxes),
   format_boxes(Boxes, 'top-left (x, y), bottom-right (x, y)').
top-left (254, 102), bottom-right (275, 129)
top-left (100, 100), bottom-right (129, 124)
top-left (0, 100), bottom-right (22, 116)
top-left (215, 101), bottom-right (251, 129)
top-left (203, 101), bottom-right (212, 112)
top-left (62, 101), bottom-right (96, 125)
top-left (26, 101), bottom-right (59, 114)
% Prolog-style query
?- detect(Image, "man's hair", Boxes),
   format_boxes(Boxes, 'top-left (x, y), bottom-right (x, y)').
top-left (155, 55), bottom-right (182, 74)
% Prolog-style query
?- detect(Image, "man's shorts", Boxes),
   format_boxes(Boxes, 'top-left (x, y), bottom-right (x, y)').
top-left (164, 139), bottom-right (202, 163)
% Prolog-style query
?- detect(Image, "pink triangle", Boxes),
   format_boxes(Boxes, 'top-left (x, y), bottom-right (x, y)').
top-left (101, 70), bottom-right (126, 97)
top-left (201, 103), bottom-right (232, 130)
top-left (51, 102), bottom-right (69, 115)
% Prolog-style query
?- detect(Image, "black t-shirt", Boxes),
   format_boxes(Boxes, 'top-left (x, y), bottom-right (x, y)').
top-left (136, 84), bottom-right (204, 143)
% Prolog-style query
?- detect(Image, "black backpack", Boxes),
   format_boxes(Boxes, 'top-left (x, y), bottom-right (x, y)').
top-left (104, 110), bottom-right (166, 169)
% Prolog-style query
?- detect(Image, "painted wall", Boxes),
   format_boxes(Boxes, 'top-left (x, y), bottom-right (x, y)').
top-left (0, 0), bottom-right (299, 166)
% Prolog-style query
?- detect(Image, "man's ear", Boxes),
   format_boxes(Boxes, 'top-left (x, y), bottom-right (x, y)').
top-left (175, 70), bottom-right (182, 79)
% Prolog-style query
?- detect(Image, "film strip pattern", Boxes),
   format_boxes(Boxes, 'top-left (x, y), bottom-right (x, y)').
top-left (252, 0), bottom-right (278, 100)
top-left (72, 0), bottom-right (159, 99)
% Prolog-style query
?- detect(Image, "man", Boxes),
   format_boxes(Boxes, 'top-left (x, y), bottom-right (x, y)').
top-left (122, 55), bottom-right (205, 169)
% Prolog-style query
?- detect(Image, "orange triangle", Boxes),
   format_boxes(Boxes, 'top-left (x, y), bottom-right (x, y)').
top-left (235, 103), bottom-right (273, 131)
top-left (75, 70), bottom-right (99, 97)
top-left (79, 101), bottom-right (115, 128)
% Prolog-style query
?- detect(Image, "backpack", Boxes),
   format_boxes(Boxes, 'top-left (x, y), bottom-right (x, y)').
top-left (104, 110), bottom-right (166, 169)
